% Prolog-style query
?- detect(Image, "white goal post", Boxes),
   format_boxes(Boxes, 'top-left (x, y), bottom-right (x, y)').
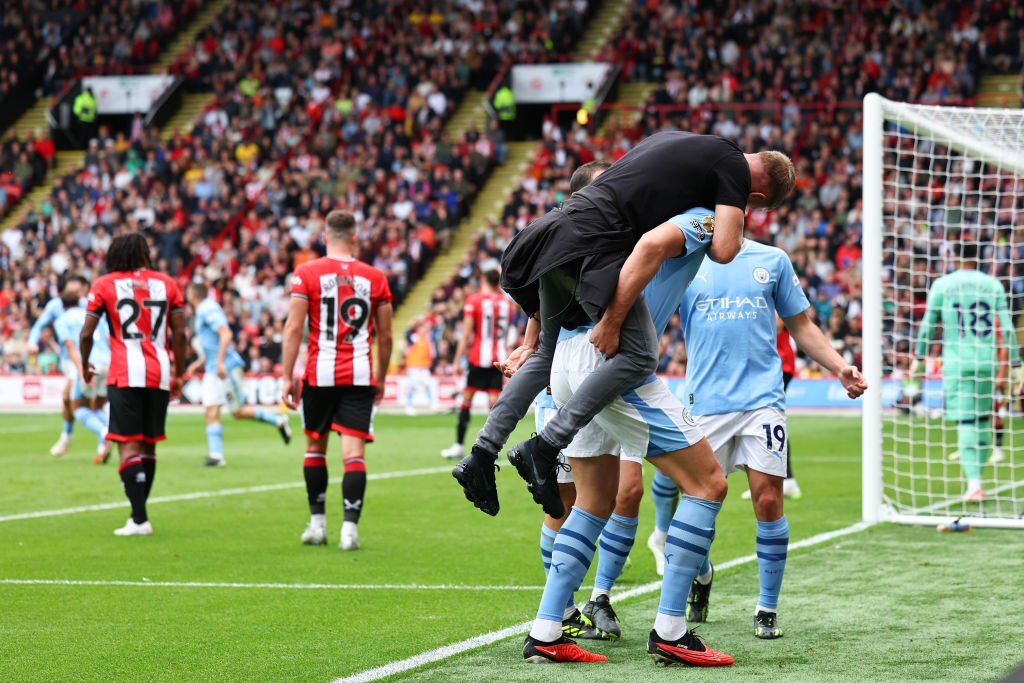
top-left (862, 93), bottom-right (1024, 529)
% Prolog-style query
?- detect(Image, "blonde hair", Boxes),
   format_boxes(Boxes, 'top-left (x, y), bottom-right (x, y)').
top-left (758, 150), bottom-right (796, 209)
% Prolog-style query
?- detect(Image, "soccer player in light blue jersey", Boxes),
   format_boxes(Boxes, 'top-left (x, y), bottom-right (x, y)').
top-left (186, 283), bottom-right (291, 467)
top-left (518, 206), bottom-right (734, 666)
top-left (647, 239), bottom-right (866, 640)
top-left (53, 285), bottom-right (112, 463)
top-left (28, 275), bottom-right (89, 456)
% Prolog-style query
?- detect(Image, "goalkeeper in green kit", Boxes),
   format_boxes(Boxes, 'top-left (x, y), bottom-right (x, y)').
top-left (912, 243), bottom-right (1022, 503)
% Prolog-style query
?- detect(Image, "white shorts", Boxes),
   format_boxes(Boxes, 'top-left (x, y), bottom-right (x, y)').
top-left (201, 367), bottom-right (245, 412)
top-left (61, 358), bottom-right (77, 381)
top-left (73, 367), bottom-right (108, 401)
top-left (551, 331), bottom-right (704, 460)
top-left (696, 407), bottom-right (788, 478)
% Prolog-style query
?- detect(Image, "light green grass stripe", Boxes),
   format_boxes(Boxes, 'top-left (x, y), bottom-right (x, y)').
top-left (333, 521), bottom-right (874, 683)
top-left (0, 466), bottom-right (453, 523)
top-left (0, 579), bottom-right (549, 591)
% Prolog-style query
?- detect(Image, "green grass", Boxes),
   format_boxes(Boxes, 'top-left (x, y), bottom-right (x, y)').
top-left (883, 415), bottom-right (1024, 517)
top-left (0, 412), bottom-right (1021, 682)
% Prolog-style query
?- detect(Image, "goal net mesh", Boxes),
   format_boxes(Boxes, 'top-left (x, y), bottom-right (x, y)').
top-left (879, 101), bottom-right (1024, 523)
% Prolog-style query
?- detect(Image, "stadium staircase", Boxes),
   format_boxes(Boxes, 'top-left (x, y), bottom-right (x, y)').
top-left (0, 151), bottom-right (83, 230)
top-left (598, 81), bottom-right (656, 134)
top-left (152, 0), bottom-right (232, 72)
top-left (576, 0), bottom-right (632, 60)
top-left (976, 74), bottom-right (1020, 108)
top-left (444, 90), bottom-right (490, 139)
top-left (158, 94), bottom-right (212, 140)
top-left (391, 141), bottom-right (535, 339)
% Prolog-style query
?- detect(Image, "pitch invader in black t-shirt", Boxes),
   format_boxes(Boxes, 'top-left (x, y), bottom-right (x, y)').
top-left (452, 131), bottom-right (795, 516)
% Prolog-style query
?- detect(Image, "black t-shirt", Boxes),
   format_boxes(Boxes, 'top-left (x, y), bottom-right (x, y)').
top-left (568, 131), bottom-right (750, 237)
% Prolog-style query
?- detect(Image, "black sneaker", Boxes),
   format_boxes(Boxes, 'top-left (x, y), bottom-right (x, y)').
top-left (277, 418), bottom-right (292, 445)
top-left (561, 608), bottom-right (606, 640)
top-left (451, 445), bottom-right (500, 516)
top-left (686, 563), bottom-right (713, 623)
top-left (754, 610), bottom-right (783, 639)
top-left (523, 635), bottom-right (607, 663)
top-left (581, 594), bottom-right (621, 639)
top-left (646, 629), bottom-right (734, 667)
top-left (507, 434), bottom-right (565, 518)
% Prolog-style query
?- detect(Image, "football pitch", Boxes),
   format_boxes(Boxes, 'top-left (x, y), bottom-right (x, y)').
top-left (1, 411), bottom-right (1022, 682)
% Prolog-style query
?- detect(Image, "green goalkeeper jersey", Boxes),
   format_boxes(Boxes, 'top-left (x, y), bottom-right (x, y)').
top-left (915, 268), bottom-right (1020, 373)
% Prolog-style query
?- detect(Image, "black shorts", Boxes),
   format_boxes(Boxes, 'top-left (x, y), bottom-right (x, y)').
top-left (466, 365), bottom-right (503, 393)
top-left (107, 386), bottom-right (170, 444)
top-left (302, 385), bottom-right (376, 442)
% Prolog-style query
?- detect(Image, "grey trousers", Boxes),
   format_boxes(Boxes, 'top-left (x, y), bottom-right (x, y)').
top-left (474, 275), bottom-right (659, 454)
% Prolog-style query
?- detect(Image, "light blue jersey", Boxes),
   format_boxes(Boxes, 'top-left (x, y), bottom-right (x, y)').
top-left (679, 240), bottom-right (810, 416)
top-left (556, 208), bottom-right (716, 343)
top-left (194, 298), bottom-right (245, 373)
top-left (54, 306), bottom-right (111, 368)
top-left (30, 297), bottom-right (70, 358)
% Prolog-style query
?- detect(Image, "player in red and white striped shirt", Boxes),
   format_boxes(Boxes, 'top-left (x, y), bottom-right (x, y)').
top-left (441, 269), bottom-right (513, 459)
top-left (281, 210), bottom-right (393, 551)
top-left (80, 234), bottom-right (186, 537)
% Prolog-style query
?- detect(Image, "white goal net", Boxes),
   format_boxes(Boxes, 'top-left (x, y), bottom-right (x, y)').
top-left (862, 94), bottom-right (1024, 528)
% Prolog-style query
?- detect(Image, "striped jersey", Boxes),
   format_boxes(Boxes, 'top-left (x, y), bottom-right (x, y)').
top-left (290, 256), bottom-right (392, 386)
top-left (464, 291), bottom-right (511, 368)
top-left (86, 269), bottom-right (184, 390)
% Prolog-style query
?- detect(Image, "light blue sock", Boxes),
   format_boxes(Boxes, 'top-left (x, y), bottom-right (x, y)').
top-left (73, 407), bottom-right (106, 439)
top-left (658, 495), bottom-right (721, 619)
top-left (756, 515), bottom-right (789, 611)
top-left (594, 513), bottom-right (637, 593)
top-left (62, 419), bottom-right (74, 436)
top-left (536, 507), bottom-right (606, 623)
top-left (253, 407), bottom-right (279, 426)
top-left (206, 423), bottom-right (224, 459)
top-left (540, 524), bottom-right (575, 610)
top-left (539, 524), bottom-right (557, 575)
top-left (651, 470), bottom-right (678, 533)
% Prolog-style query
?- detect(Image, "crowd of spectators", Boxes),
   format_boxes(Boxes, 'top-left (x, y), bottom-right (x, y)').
top-left (408, 0), bottom-right (1024, 381)
top-left (0, 130), bottom-right (55, 217)
top-left (1, 0), bottom-right (591, 375)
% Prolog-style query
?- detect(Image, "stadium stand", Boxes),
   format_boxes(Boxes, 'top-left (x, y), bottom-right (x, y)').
top-left (0, 0), bottom-right (594, 375)
top-left (406, 0), bottom-right (1020, 380)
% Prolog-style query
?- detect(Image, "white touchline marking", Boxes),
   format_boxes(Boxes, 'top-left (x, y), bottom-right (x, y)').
top-left (0, 466), bottom-right (453, 523)
top-left (332, 521), bottom-right (875, 683)
top-left (0, 579), bottom-right (548, 591)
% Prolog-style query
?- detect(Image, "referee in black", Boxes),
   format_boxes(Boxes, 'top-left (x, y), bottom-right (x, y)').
top-left (453, 131), bottom-right (796, 517)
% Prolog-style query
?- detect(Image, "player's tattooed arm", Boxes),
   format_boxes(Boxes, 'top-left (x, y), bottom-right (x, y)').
top-left (591, 221), bottom-right (685, 357)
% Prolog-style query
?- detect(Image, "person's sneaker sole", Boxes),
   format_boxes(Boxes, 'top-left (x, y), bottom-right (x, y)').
top-left (507, 442), bottom-right (564, 518)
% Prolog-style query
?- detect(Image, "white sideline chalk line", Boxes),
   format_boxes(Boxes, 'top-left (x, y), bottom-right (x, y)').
top-left (0, 579), bottom-right (548, 591)
top-left (0, 466), bottom-right (452, 523)
top-left (332, 521), bottom-right (875, 683)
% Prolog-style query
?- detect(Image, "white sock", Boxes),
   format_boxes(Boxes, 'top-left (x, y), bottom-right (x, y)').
top-left (529, 618), bottom-right (563, 643)
top-left (590, 587), bottom-right (609, 601)
top-left (650, 529), bottom-right (667, 544)
top-left (756, 604), bottom-right (777, 615)
top-left (696, 567), bottom-right (713, 585)
top-left (967, 478), bottom-right (982, 491)
top-left (562, 604), bottom-right (577, 620)
top-left (342, 520), bottom-right (358, 534)
top-left (653, 612), bottom-right (687, 641)
top-left (310, 513), bottom-right (326, 528)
